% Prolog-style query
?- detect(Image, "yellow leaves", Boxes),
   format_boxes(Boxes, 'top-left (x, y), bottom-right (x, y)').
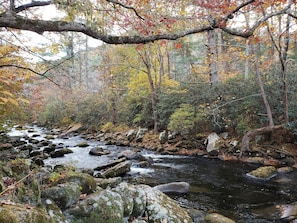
top-left (0, 43), bottom-right (32, 116)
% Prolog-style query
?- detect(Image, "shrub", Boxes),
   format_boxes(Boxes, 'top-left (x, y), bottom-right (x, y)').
top-left (168, 104), bottom-right (196, 134)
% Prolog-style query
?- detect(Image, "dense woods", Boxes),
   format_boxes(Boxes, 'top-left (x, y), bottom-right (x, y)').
top-left (1, 0), bottom-right (297, 146)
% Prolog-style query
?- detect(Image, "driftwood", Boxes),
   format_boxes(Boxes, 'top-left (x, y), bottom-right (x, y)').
top-left (240, 125), bottom-right (283, 158)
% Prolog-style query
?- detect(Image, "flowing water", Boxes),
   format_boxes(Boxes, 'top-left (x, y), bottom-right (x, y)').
top-left (7, 125), bottom-right (297, 222)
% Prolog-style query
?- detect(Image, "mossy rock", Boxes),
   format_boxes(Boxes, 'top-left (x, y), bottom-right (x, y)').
top-left (56, 172), bottom-right (97, 194)
top-left (203, 213), bottom-right (236, 223)
top-left (246, 166), bottom-right (277, 180)
top-left (0, 203), bottom-right (58, 223)
top-left (139, 184), bottom-right (193, 223)
top-left (76, 142), bottom-right (89, 147)
top-left (113, 182), bottom-right (135, 217)
top-left (65, 189), bottom-right (124, 223)
top-left (95, 177), bottom-right (122, 189)
top-left (41, 182), bottom-right (81, 210)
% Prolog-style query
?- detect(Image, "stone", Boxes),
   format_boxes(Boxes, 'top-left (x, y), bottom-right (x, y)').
top-left (89, 147), bottom-right (110, 156)
top-left (94, 157), bottom-right (126, 171)
top-left (118, 149), bottom-right (145, 161)
top-left (56, 172), bottom-right (97, 194)
top-left (203, 213), bottom-right (236, 223)
top-left (220, 132), bottom-right (228, 139)
top-left (154, 182), bottom-right (190, 194)
top-left (64, 123), bottom-right (83, 135)
top-left (126, 129), bottom-right (136, 141)
top-left (277, 166), bottom-right (294, 173)
top-left (206, 133), bottom-right (220, 153)
top-left (41, 182), bottom-right (81, 210)
top-left (245, 157), bottom-right (265, 164)
top-left (246, 166), bottom-right (277, 180)
top-left (50, 148), bottom-right (73, 158)
top-left (278, 202), bottom-right (297, 220)
top-left (159, 131), bottom-right (167, 144)
top-left (0, 203), bottom-right (61, 223)
top-left (95, 177), bottom-right (122, 189)
top-left (113, 182), bottom-right (135, 217)
top-left (65, 189), bottom-right (125, 223)
top-left (76, 141), bottom-right (89, 147)
top-left (140, 184), bottom-right (193, 223)
top-left (102, 161), bottom-right (131, 178)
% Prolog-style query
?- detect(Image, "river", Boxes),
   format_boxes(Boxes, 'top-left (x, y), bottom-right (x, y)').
top-left (7, 125), bottom-right (297, 222)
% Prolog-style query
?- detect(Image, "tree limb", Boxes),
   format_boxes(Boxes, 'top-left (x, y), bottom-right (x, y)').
top-left (222, 2), bottom-right (292, 38)
top-left (0, 64), bottom-right (60, 86)
top-left (105, 0), bottom-right (145, 20)
top-left (14, 1), bottom-right (53, 13)
top-left (0, 57), bottom-right (73, 87)
top-left (0, 1), bottom-right (292, 43)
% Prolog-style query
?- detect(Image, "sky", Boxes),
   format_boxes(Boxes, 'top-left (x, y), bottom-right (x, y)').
top-left (4, 4), bottom-right (102, 62)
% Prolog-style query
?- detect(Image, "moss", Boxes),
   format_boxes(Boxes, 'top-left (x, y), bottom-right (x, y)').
top-left (0, 209), bottom-right (18, 223)
top-left (247, 166), bottom-right (277, 180)
top-left (0, 205), bottom-right (57, 223)
top-left (8, 159), bottom-right (30, 179)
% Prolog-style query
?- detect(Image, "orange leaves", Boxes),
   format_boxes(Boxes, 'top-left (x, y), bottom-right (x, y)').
top-left (0, 44), bottom-right (32, 117)
top-left (174, 42), bottom-right (183, 49)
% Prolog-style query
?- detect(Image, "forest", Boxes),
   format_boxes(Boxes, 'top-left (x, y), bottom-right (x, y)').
top-left (1, 1), bottom-right (297, 223)
top-left (1, 0), bottom-right (297, 150)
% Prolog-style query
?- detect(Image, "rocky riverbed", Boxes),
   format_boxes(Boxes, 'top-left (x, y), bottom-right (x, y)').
top-left (0, 123), bottom-right (296, 222)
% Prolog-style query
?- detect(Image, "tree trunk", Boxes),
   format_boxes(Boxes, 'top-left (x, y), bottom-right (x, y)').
top-left (281, 14), bottom-right (290, 124)
top-left (207, 29), bottom-right (219, 84)
top-left (140, 48), bottom-right (158, 133)
top-left (240, 44), bottom-right (274, 156)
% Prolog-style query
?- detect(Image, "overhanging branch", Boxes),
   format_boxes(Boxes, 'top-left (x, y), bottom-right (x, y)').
top-left (105, 0), bottom-right (145, 20)
top-left (0, 64), bottom-right (60, 86)
top-left (0, 57), bottom-right (73, 87)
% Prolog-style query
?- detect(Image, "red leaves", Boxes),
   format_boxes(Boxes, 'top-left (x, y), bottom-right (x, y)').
top-left (174, 42), bottom-right (183, 49)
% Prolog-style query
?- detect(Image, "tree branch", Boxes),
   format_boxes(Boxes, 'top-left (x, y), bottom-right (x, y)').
top-left (105, 0), bottom-right (145, 20)
top-left (0, 64), bottom-right (60, 86)
top-left (0, 11), bottom-right (213, 43)
top-left (223, 0), bottom-right (256, 20)
top-left (222, 2), bottom-right (292, 38)
top-left (0, 1), bottom-right (292, 43)
top-left (0, 57), bottom-right (73, 87)
top-left (14, 1), bottom-right (53, 13)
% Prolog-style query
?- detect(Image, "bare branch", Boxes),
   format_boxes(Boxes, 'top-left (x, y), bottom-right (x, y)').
top-left (222, 2), bottom-right (292, 38)
top-left (15, 1), bottom-right (53, 13)
top-left (105, 0), bottom-right (145, 20)
top-left (223, 0), bottom-right (256, 20)
top-left (0, 64), bottom-right (60, 86)
top-left (0, 57), bottom-right (73, 87)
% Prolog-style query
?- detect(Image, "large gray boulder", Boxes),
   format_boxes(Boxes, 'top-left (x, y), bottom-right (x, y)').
top-left (154, 182), bottom-right (190, 194)
top-left (140, 184), bottom-right (193, 223)
top-left (202, 213), bottom-right (236, 223)
top-left (65, 189), bottom-right (125, 223)
top-left (206, 133), bottom-right (220, 153)
top-left (55, 172), bottom-right (97, 194)
top-left (41, 182), bottom-right (81, 210)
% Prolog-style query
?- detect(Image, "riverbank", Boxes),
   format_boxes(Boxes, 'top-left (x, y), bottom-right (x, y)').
top-left (0, 123), bottom-right (297, 222)
top-left (76, 123), bottom-right (297, 167)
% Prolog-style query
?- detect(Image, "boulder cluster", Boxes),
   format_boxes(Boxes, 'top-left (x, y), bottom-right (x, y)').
top-left (0, 125), bottom-right (241, 223)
